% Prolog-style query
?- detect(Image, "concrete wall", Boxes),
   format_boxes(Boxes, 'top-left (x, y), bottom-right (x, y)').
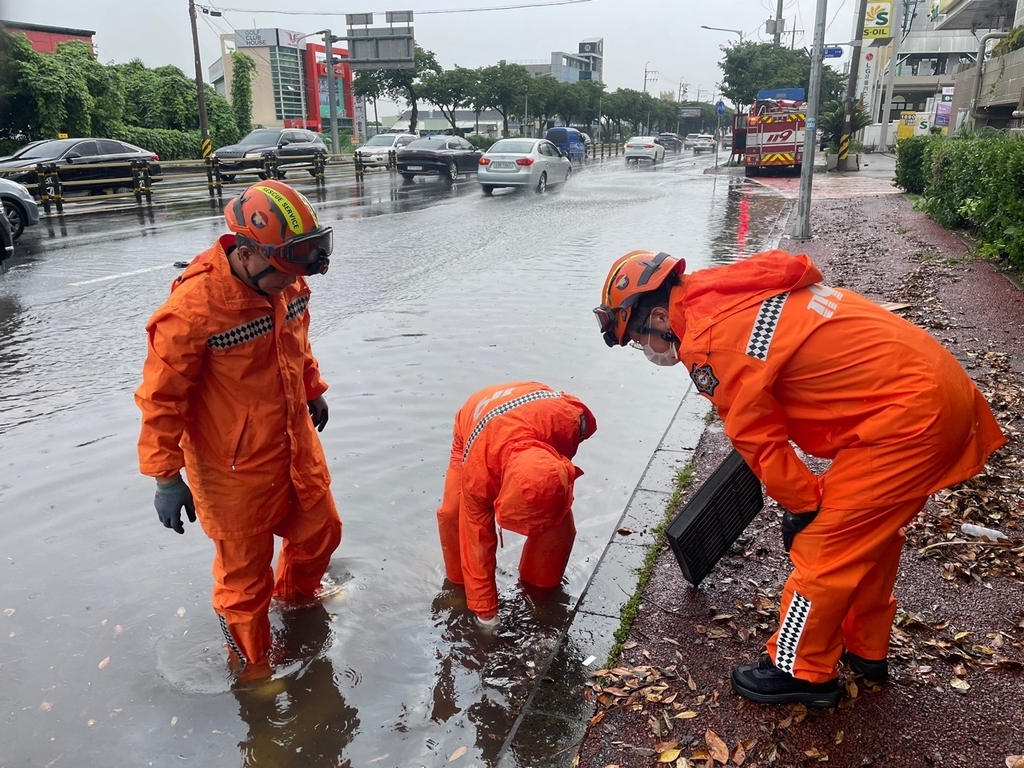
top-left (979, 45), bottom-right (1024, 107)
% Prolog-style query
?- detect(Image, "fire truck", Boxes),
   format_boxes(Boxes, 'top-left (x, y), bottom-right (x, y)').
top-left (738, 88), bottom-right (807, 177)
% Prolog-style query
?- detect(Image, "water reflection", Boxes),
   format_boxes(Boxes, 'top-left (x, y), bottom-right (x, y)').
top-left (707, 176), bottom-right (790, 264)
top-left (233, 604), bottom-right (359, 767)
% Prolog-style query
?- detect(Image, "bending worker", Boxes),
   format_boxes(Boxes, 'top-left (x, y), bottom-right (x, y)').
top-left (136, 180), bottom-right (341, 676)
top-left (437, 382), bottom-right (597, 626)
top-left (594, 248), bottom-right (1005, 708)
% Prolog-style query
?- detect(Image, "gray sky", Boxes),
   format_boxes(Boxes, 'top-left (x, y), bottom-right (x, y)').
top-left (2, 0), bottom-right (857, 114)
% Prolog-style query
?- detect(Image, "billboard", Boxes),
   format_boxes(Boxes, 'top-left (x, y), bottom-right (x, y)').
top-left (234, 28), bottom-right (307, 48)
top-left (680, 107), bottom-right (702, 118)
top-left (862, 2), bottom-right (893, 39)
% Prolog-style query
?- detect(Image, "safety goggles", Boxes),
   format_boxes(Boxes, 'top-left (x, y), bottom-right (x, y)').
top-left (262, 227), bottom-right (334, 276)
top-left (593, 305), bottom-right (625, 347)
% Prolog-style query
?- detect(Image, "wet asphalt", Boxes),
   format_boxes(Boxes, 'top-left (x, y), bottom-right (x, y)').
top-left (0, 153), bottom-right (791, 767)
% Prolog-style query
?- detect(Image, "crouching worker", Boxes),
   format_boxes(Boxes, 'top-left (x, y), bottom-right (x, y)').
top-left (595, 249), bottom-right (1005, 708)
top-left (437, 382), bottom-right (597, 627)
top-left (135, 180), bottom-right (341, 677)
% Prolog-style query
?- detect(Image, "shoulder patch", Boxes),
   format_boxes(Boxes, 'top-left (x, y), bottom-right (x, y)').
top-left (689, 362), bottom-right (720, 397)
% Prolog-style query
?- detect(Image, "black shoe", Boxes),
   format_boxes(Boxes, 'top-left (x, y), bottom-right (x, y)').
top-left (731, 657), bottom-right (841, 709)
top-left (844, 652), bottom-right (888, 683)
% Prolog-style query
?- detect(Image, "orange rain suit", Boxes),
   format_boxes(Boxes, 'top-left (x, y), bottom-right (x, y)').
top-left (437, 382), bottom-right (597, 618)
top-left (136, 234), bottom-right (341, 664)
top-left (669, 250), bottom-right (1005, 683)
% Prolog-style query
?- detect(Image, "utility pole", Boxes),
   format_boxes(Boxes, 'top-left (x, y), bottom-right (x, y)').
top-left (188, 0), bottom-right (211, 157)
top-left (792, 0), bottom-right (828, 240)
top-left (839, 0), bottom-right (870, 170)
top-left (774, 0), bottom-right (785, 45)
top-left (643, 62), bottom-right (658, 93)
top-left (323, 30), bottom-right (341, 154)
top-left (877, 0), bottom-right (905, 152)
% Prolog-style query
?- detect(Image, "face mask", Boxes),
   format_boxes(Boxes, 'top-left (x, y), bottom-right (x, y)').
top-left (643, 340), bottom-right (680, 367)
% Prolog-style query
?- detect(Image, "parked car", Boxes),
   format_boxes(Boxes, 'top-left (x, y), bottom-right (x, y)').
top-left (657, 132), bottom-right (683, 153)
top-left (0, 206), bottom-right (12, 264)
top-left (478, 138), bottom-right (571, 194)
top-left (355, 133), bottom-right (418, 167)
top-left (683, 133), bottom-right (701, 150)
top-left (0, 138), bottom-right (163, 194)
top-left (213, 128), bottom-right (328, 181)
top-left (544, 127), bottom-right (587, 162)
top-left (623, 136), bottom-right (666, 165)
top-left (0, 178), bottom-right (41, 240)
top-left (693, 134), bottom-right (716, 154)
top-left (722, 133), bottom-right (733, 149)
top-left (396, 135), bottom-right (483, 183)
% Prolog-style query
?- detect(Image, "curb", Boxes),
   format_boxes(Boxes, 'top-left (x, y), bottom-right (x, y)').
top-left (494, 387), bottom-right (711, 767)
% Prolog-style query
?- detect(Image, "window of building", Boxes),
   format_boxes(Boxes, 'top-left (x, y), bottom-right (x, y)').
top-left (270, 46), bottom-right (305, 121)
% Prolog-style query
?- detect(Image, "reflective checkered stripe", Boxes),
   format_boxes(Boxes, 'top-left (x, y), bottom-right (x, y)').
top-left (760, 152), bottom-right (796, 165)
top-left (745, 292), bottom-right (789, 361)
top-left (774, 593), bottom-right (811, 674)
top-left (218, 613), bottom-right (247, 666)
top-left (463, 390), bottom-right (562, 462)
top-left (285, 294), bottom-right (309, 323)
top-left (207, 315), bottom-right (273, 349)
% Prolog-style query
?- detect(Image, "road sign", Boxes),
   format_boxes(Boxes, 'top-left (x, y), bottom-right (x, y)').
top-left (824, 46), bottom-right (843, 58)
top-left (716, 100), bottom-right (725, 116)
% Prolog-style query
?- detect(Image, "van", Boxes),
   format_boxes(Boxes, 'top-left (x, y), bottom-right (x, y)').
top-left (544, 127), bottom-right (587, 161)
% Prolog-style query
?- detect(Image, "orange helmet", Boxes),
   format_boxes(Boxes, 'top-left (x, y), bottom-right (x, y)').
top-left (594, 251), bottom-right (684, 346)
top-left (224, 180), bottom-right (332, 276)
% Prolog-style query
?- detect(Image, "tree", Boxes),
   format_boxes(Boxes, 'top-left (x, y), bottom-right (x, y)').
top-left (229, 51), bottom-right (256, 136)
top-left (54, 41), bottom-right (125, 136)
top-left (817, 99), bottom-right (872, 148)
top-left (526, 75), bottom-right (560, 133)
top-left (718, 42), bottom-right (845, 106)
top-left (358, 46), bottom-right (440, 134)
top-left (419, 66), bottom-right (479, 134)
top-left (477, 61), bottom-right (530, 137)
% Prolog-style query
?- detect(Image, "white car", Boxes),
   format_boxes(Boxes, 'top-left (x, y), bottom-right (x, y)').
top-left (478, 138), bottom-right (571, 194)
top-left (623, 136), bottom-right (666, 165)
top-left (354, 133), bottom-right (417, 166)
top-left (693, 134), bottom-right (716, 154)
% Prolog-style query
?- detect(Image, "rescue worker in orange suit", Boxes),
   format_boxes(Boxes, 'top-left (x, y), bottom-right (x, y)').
top-left (437, 382), bottom-right (597, 626)
top-left (135, 180), bottom-right (341, 677)
top-left (595, 249), bottom-right (1005, 708)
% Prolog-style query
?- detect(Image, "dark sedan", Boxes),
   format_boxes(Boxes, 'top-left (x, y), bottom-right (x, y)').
top-left (213, 128), bottom-right (328, 181)
top-left (396, 136), bottom-right (483, 183)
top-left (657, 132), bottom-right (684, 153)
top-left (0, 138), bottom-right (163, 195)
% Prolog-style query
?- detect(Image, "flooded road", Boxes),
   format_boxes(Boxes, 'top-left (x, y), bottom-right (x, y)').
top-left (0, 156), bottom-right (789, 767)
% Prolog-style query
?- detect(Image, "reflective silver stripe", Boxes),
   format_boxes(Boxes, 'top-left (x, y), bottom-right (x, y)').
top-left (774, 592), bottom-right (811, 675)
top-left (745, 291), bottom-right (789, 361)
top-left (207, 315), bottom-right (273, 349)
top-left (463, 390), bottom-right (562, 462)
top-left (285, 294), bottom-right (309, 323)
top-left (218, 613), bottom-right (247, 666)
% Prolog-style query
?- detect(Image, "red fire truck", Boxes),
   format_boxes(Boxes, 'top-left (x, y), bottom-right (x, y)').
top-left (738, 88), bottom-right (807, 177)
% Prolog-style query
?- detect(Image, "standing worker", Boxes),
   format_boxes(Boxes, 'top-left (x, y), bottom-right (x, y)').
top-left (136, 180), bottom-right (341, 678)
top-left (437, 382), bottom-right (597, 626)
top-left (594, 249), bottom-right (1005, 707)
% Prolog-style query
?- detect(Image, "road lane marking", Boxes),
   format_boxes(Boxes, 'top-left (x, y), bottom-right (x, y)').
top-left (69, 265), bottom-right (176, 286)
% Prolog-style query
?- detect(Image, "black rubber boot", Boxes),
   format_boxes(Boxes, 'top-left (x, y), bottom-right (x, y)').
top-left (844, 652), bottom-right (889, 683)
top-left (731, 657), bottom-right (841, 709)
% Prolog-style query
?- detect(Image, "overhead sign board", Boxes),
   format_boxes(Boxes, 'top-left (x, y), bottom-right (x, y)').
top-left (386, 11), bottom-right (414, 24)
top-left (346, 26), bottom-right (416, 70)
top-left (823, 46), bottom-right (843, 58)
top-left (862, 2), bottom-right (893, 39)
top-left (347, 13), bottom-right (374, 26)
top-left (680, 107), bottom-right (702, 118)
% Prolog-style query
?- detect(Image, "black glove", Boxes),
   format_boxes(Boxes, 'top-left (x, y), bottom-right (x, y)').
top-left (307, 395), bottom-right (329, 432)
top-left (154, 476), bottom-right (196, 535)
top-left (781, 508), bottom-right (819, 552)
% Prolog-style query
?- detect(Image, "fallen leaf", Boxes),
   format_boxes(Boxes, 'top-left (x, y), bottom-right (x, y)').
top-left (86, 719), bottom-right (96, 726)
top-left (1005, 757), bottom-right (1024, 768)
top-left (675, 759), bottom-right (692, 768)
top-left (4, 608), bottom-right (14, 617)
top-left (806, 747), bottom-right (828, 759)
top-left (589, 711), bottom-right (605, 727)
top-left (617, 527), bottom-right (635, 536)
top-left (176, 607), bottom-right (186, 617)
top-left (170, 716), bottom-right (178, 726)
top-left (778, 715), bottom-right (793, 729)
top-left (674, 710), bottom-right (698, 719)
top-left (98, 656), bottom-right (110, 670)
top-left (114, 625), bottom-right (123, 636)
top-left (705, 729), bottom-right (729, 764)
top-left (40, 701), bottom-right (52, 712)
top-left (656, 741), bottom-right (680, 753)
top-left (845, 679), bottom-right (858, 699)
top-left (834, 730), bottom-right (844, 745)
top-left (950, 677), bottom-right (970, 691)
top-left (449, 746), bottom-right (468, 762)
top-left (659, 749), bottom-right (682, 763)
top-left (732, 742), bottom-right (746, 765)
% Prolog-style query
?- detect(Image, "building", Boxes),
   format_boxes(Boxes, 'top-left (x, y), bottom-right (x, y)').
top-left (2, 20), bottom-right (95, 54)
top-left (932, 0), bottom-right (1021, 31)
top-left (517, 38), bottom-right (604, 83)
top-left (384, 108), bottom-right (516, 137)
top-left (209, 28), bottom-right (355, 135)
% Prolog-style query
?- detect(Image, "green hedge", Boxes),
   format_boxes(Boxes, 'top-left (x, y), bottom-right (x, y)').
top-left (467, 135), bottom-right (498, 150)
top-left (110, 125), bottom-right (202, 161)
top-left (894, 135), bottom-right (939, 195)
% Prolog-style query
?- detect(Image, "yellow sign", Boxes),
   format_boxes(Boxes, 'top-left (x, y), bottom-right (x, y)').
top-left (57, 133), bottom-right (69, 139)
top-left (897, 111), bottom-right (917, 140)
top-left (863, 2), bottom-right (893, 39)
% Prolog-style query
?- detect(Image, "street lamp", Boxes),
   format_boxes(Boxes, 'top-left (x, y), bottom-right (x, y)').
top-left (291, 31), bottom-right (326, 130)
top-left (701, 25), bottom-right (746, 42)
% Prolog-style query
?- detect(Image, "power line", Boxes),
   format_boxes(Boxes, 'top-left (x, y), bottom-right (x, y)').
top-left (215, 0), bottom-right (593, 17)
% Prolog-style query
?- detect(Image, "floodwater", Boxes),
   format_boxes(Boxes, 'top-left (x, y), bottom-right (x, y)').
top-left (0, 156), bottom-right (789, 767)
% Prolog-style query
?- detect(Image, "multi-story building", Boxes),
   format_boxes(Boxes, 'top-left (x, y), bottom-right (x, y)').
top-left (518, 38), bottom-right (604, 83)
top-left (209, 28), bottom-right (354, 134)
top-left (2, 20), bottom-right (95, 54)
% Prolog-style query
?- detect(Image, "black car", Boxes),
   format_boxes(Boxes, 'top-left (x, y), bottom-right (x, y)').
top-left (0, 138), bottom-right (163, 195)
top-left (396, 136), bottom-right (483, 183)
top-left (657, 133), bottom-right (683, 153)
top-left (213, 129), bottom-right (328, 181)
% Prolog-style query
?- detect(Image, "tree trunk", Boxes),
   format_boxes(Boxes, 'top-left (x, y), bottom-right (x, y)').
top-left (410, 101), bottom-right (419, 134)
top-left (498, 107), bottom-right (509, 138)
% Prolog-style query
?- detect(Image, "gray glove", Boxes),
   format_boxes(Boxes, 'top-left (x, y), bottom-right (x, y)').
top-left (781, 509), bottom-right (819, 552)
top-left (155, 477), bottom-right (196, 535)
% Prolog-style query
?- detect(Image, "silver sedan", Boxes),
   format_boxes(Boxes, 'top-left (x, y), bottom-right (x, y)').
top-left (478, 138), bottom-right (571, 195)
